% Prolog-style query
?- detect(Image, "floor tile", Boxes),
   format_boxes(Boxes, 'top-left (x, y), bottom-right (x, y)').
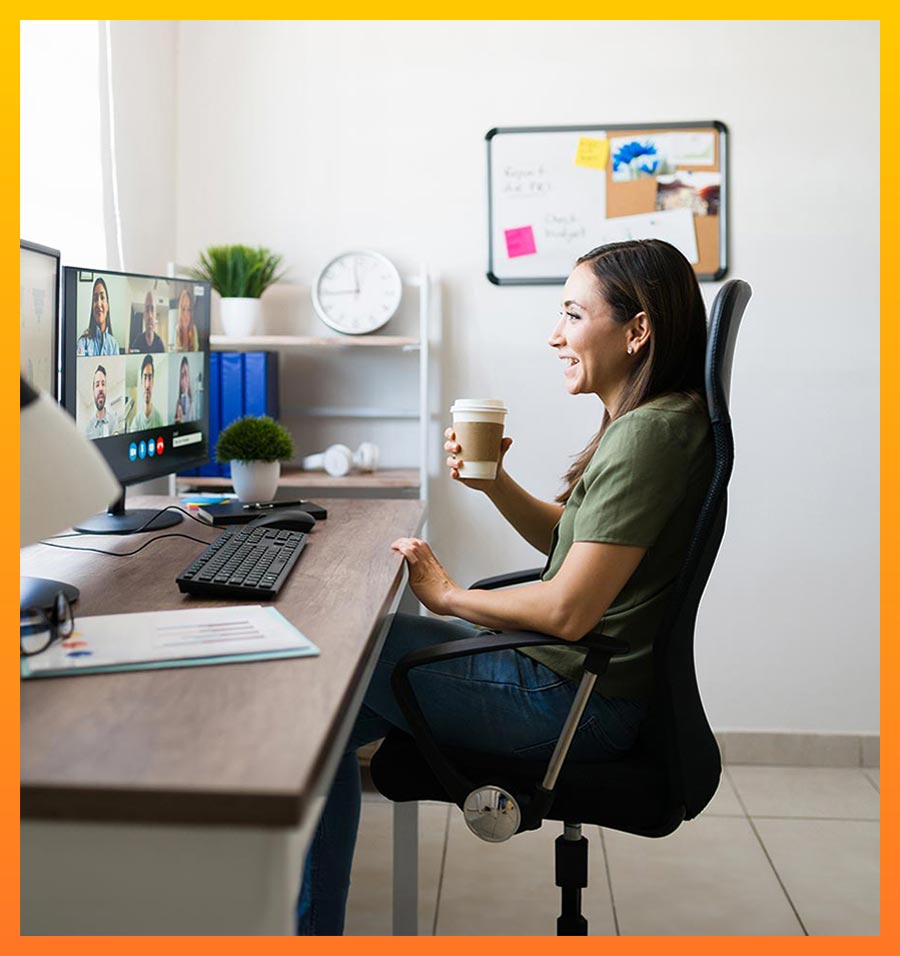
top-left (345, 801), bottom-right (449, 936)
top-left (754, 818), bottom-right (879, 935)
top-left (704, 770), bottom-right (744, 816)
top-left (728, 767), bottom-right (879, 820)
top-left (437, 813), bottom-right (616, 936)
top-left (603, 815), bottom-right (803, 935)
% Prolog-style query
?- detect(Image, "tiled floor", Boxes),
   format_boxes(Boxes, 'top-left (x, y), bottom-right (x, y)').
top-left (344, 765), bottom-right (880, 936)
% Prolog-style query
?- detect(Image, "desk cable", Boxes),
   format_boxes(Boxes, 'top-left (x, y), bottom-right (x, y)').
top-left (40, 507), bottom-right (218, 558)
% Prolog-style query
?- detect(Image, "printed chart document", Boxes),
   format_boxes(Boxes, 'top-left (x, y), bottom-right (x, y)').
top-left (21, 605), bottom-right (319, 679)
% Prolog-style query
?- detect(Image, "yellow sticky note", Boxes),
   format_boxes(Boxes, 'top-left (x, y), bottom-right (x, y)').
top-left (574, 136), bottom-right (610, 171)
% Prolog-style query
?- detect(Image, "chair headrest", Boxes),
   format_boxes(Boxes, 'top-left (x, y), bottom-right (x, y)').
top-left (706, 279), bottom-right (751, 425)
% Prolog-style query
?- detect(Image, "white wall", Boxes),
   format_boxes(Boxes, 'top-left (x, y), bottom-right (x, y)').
top-left (30, 20), bottom-right (877, 735)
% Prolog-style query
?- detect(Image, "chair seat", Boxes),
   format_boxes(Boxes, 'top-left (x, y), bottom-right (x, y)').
top-left (370, 730), bottom-right (686, 837)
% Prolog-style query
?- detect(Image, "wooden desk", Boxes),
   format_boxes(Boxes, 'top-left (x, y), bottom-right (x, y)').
top-left (20, 495), bottom-right (425, 935)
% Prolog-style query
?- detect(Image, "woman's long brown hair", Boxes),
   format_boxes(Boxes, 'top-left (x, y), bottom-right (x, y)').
top-left (556, 239), bottom-right (707, 504)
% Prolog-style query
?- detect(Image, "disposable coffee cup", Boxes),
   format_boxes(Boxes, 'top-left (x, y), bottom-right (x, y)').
top-left (450, 399), bottom-right (508, 480)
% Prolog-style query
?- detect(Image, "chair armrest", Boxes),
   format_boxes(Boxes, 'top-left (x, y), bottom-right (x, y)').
top-left (390, 627), bottom-right (630, 806)
top-left (469, 568), bottom-right (544, 590)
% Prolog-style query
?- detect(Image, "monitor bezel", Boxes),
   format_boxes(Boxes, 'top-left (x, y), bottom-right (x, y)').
top-left (61, 264), bottom-right (212, 485)
top-left (20, 240), bottom-right (61, 402)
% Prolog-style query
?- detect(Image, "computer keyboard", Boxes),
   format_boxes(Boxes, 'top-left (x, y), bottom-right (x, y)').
top-left (176, 525), bottom-right (308, 600)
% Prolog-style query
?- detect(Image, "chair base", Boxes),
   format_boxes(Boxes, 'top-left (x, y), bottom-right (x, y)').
top-left (556, 823), bottom-right (589, 936)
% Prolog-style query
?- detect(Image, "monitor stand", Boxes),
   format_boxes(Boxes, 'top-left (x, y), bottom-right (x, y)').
top-left (20, 576), bottom-right (79, 611)
top-left (73, 486), bottom-right (184, 535)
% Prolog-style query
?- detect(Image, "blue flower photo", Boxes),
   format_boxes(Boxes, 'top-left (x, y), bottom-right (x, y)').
top-left (612, 140), bottom-right (661, 181)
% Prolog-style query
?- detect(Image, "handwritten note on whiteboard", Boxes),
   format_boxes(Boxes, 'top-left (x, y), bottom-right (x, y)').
top-left (490, 129), bottom-right (608, 280)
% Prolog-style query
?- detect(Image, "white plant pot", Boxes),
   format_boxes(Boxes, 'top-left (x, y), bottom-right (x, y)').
top-left (230, 460), bottom-right (280, 503)
top-left (220, 297), bottom-right (261, 337)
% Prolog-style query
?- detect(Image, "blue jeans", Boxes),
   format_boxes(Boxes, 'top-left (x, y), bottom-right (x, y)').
top-left (295, 613), bottom-right (645, 935)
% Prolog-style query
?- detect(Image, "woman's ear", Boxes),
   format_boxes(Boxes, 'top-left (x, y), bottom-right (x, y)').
top-left (628, 311), bottom-right (651, 355)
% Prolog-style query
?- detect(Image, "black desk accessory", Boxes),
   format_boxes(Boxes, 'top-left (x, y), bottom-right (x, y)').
top-left (197, 499), bottom-right (327, 526)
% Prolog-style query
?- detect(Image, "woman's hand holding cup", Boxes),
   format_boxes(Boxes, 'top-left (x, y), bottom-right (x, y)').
top-left (446, 398), bottom-right (509, 491)
top-left (445, 426), bottom-right (512, 492)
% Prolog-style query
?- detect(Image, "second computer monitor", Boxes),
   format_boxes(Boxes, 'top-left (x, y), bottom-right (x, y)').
top-left (62, 267), bottom-right (211, 529)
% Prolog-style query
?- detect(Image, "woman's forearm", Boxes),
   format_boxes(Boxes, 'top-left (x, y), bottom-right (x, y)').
top-left (483, 470), bottom-right (564, 555)
top-left (448, 579), bottom-right (572, 639)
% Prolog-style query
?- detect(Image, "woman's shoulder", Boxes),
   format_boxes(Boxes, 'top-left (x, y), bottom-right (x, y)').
top-left (591, 393), bottom-right (709, 469)
top-left (613, 392), bottom-right (708, 440)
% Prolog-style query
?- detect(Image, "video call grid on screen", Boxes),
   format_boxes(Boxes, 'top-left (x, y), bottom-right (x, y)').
top-left (62, 266), bottom-right (211, 484)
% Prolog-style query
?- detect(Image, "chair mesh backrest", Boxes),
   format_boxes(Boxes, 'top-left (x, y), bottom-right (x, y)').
top-left (648, 279), bottom-right (751, 819)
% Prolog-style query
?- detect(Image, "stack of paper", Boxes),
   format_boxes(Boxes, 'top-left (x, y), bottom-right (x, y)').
top-left (21, 605), bottom-right (318, 679)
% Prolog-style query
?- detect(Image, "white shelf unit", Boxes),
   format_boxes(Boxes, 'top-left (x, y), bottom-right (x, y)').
top-left (176, 267), bottom-right (439, 505)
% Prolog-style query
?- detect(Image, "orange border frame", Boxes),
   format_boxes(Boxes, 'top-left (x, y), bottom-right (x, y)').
top-left (7, 9), bottom-right (889, 951)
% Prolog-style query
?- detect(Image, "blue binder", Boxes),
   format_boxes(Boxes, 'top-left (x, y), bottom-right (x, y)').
top-left (219, 352), bottom-right (245, 478)
top-left (183, 351), bottom-right (280, 481)
top-left (243, 352), bottom-right (280, 419)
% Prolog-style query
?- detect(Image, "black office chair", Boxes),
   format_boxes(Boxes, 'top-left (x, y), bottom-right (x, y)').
top-left (371, 279), bottom-right (752, 935)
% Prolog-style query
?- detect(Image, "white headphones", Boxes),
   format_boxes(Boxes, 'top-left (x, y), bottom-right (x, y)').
top-left (302, 442), bottom-right (380, 478)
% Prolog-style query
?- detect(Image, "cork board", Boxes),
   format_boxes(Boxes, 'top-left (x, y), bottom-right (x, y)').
top-left (487, 122), bottom-right (728, 285)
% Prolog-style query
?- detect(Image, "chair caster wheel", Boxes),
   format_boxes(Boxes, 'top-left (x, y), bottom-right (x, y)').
top-left (463, 786), bottom-right (521, 842)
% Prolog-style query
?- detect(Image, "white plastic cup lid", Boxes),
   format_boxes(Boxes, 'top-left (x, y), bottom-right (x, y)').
top-left (450, 399), bottom-right (508, 414)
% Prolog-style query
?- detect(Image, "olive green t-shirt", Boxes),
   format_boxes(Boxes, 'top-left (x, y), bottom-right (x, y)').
top-left (519, 393), bottom-right (713, 700)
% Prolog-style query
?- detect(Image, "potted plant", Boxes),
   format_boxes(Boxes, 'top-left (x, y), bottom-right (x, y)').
top-left (216, 415), bottom-right (295, 503)
top-left (191, 244), bottom-right (286, 337)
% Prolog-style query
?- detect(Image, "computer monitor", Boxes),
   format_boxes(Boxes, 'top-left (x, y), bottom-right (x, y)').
top-left (62, 266), bottom-right (211, 534)
top-left (20, 240), bottom-right (80, 608)
top-left (20, 240), bottom-right (61, 399)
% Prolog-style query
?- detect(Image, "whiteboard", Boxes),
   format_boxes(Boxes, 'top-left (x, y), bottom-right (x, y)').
top-left (486, 123), bottom-right (727, 285)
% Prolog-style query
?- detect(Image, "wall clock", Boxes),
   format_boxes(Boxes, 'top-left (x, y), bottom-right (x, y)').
top-left (312, 250), bottom-right (403, 335)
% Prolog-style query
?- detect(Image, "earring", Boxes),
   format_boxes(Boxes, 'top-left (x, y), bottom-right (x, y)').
top-left (627, 346), bottom-right (634, 355)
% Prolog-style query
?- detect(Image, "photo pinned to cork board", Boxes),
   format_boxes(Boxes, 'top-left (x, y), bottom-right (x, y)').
top-left (486, 121), bottom-right (727, 284)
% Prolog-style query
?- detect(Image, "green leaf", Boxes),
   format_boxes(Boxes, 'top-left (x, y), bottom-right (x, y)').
top-left (190, 245), bottom-right (285, 298)
top-left (215, 415), bottom-right (295, 463)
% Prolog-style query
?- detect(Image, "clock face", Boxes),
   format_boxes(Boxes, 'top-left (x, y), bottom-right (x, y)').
top-left (312, 250), bottom-right (403, 335)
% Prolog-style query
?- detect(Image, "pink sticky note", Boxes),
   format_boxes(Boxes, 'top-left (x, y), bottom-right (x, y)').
top-left (504, 225), bottom-right (537, 258)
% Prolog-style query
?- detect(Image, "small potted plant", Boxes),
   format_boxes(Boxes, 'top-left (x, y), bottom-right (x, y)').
top-left (191, 244), bottom-right (286, 337)
top-left (216, 415), bottom-right (295, 503)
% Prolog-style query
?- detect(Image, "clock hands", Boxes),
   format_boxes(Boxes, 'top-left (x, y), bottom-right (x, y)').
top-left (322, 259), bottom-right (362, 297)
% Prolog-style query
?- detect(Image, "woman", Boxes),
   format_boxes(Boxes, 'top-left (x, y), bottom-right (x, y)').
top-left (76, 277), bottom-right (121, 356)
top-left (175, 288), bottom-right (199, 351)
top-left (129, 291), bottom-right (165, 353)
top-left (296, 239), bottom-right (712, 934)
top-left (174, 356), bottom-right (195, 423)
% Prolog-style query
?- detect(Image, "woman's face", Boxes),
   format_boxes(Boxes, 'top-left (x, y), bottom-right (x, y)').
top-left (179, 292), bottom-right (192, 330)
top-left (180, 361), bottom-right (190, 393)
top-left (548, 262), bottom-right (634, 401)
top-left (92, 283), bottom-right (109, 332)
top-left (143, 294), bottom-right (157, 336)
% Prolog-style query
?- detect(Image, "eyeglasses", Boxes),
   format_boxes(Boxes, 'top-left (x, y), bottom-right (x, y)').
top-left (20, 592), bottom-right (74, 657)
